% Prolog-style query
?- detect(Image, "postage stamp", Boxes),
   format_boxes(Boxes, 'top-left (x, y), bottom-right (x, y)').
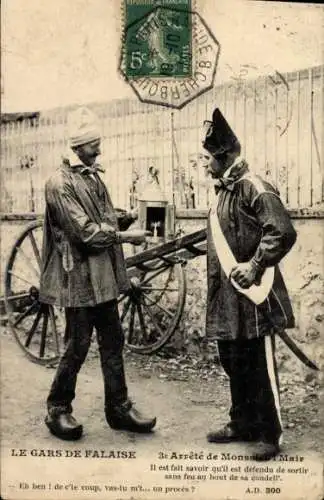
top-left (120, 0), bottom-right (221, 109)
top-left (125, 0), bottom-right (192, 78)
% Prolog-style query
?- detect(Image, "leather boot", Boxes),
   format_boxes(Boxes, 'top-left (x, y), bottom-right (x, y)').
top-left (251, 440), bottom-right (280, 461)
top-left (45, 413), bottom-right (83, 441)
top-left (106, 400), bottom-right (156, 433)
top-left (207, 423), bottom-right (257, 443)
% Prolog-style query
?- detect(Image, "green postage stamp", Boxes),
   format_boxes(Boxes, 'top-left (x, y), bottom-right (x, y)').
top-left (120, 0), bottom-right (220, 108)
top-left (124, 0), bottom-right (192, 78)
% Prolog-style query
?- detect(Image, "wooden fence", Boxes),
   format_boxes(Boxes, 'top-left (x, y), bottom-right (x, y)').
top-left (1, 65), bottom-right (323, 214)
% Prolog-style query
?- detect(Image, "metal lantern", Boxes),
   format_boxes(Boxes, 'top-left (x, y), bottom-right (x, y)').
top-left (138, 174), bottom-right (175, 243)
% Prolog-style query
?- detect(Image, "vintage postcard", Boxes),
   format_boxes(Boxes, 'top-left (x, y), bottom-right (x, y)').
top-left (1, 1), bottom-right (323, 499)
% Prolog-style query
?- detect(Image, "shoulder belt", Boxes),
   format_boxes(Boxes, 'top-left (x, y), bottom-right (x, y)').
top-left (209, 192), bottom-right (319, 370)
top-left (238, 173), bottom-right (281, 207)
top-left (209, 191), bottom-right (274, 305)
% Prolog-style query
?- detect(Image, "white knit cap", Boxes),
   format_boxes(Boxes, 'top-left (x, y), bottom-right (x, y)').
top-left (68, 107), bottom-right (101, 148)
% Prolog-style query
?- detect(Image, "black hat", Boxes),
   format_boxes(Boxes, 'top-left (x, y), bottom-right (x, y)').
top-left (202, 108), bottom-right (239, 156)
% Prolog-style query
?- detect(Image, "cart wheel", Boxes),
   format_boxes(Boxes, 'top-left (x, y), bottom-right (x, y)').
top-left (119, 262), bottom-right (186, 354)
top-left (4, 220), bottom-right (64, 365)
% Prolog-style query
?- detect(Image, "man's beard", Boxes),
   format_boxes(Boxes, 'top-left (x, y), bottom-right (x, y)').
top-left (87, 153), bottom-right (100, 165)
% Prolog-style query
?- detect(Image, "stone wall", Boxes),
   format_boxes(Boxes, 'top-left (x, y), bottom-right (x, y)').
top-left (174, 215), bottom-right (324, 379)
top-left (1, 214), bottom-right (323, 379)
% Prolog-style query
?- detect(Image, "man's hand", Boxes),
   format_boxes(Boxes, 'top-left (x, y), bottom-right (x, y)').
top-left (129, 207), bottom-right (139, 220)
top-left (119, 229), bottom-right (152, 246)
top-left (230, 262), bottom-right (258, 289)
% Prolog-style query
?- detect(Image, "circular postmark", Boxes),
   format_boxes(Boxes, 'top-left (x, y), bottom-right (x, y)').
top-left (119, 2), bottom-right (220, 109)
top-left (266, 69), bottom-right (293, 137)
top-left (226, 63), bottom-right (293, 136)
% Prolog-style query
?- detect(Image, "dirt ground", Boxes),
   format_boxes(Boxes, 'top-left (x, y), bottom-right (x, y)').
top-left (1, 328), bottom-right (322, 457)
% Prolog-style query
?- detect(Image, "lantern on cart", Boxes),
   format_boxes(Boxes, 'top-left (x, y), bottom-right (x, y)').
top-left (138, 167), bottom-right (175, 243)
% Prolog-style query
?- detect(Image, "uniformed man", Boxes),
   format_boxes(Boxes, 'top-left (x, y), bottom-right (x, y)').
top-left (40, 107), bottom-right (156, 440)
top-left (201, 108), bottom-right (297, 461)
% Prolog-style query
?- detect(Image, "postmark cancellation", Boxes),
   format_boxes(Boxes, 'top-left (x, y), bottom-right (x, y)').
top-left (120, 0), bottom-right (221, 108)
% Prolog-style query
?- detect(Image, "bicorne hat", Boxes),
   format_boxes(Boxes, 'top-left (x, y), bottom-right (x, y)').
top-left (202, 108), bottom-right (239, 156)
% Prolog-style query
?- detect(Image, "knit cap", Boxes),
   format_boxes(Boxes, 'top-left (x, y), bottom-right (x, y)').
top-left (68, 107), bottom-right (101, 148)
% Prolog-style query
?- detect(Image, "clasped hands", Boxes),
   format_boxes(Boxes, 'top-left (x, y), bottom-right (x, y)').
top-left (230, 261), bottom-right (261, 289)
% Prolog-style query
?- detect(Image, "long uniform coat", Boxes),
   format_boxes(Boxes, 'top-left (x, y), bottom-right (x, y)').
top-left (206, 162), bottom-right (297, 341)
top-left (39, 160), bottom-right (133, 308)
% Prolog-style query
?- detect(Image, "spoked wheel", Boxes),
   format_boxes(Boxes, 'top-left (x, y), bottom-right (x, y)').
top-left (119, 261), bottom-right (187, 354)
top-left (4, 220), bottom-right (64, 365)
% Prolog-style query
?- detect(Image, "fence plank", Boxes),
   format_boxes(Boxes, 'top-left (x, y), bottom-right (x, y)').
top-left (1, 66), bottom-right (323, 214)
top-left (310, 66), bottom-right (323, 206)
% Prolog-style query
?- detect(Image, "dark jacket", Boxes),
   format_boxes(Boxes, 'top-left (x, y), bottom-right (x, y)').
top-left (206, 161), bottom-right (297, 340)
top-left (39, 160), bottom-right (133, 307)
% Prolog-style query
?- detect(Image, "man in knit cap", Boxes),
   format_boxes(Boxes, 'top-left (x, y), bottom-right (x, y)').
top-left (40, 106), bottom-right (156, 440)
top-left (201, 108), bottom-right (297, 460)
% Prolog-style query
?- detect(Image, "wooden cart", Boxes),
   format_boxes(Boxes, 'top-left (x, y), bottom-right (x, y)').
top-left (3, 219), bottom-right (207, 365)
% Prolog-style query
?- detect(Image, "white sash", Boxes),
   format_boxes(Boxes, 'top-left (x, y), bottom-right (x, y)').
top-left (209, 194), bottom-right (274, 305)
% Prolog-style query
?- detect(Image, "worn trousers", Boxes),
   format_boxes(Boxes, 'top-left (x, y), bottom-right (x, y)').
top-left (47, 300), bottom-right (128, 416)
top-left (217, 335), bottom-right (282, 445)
